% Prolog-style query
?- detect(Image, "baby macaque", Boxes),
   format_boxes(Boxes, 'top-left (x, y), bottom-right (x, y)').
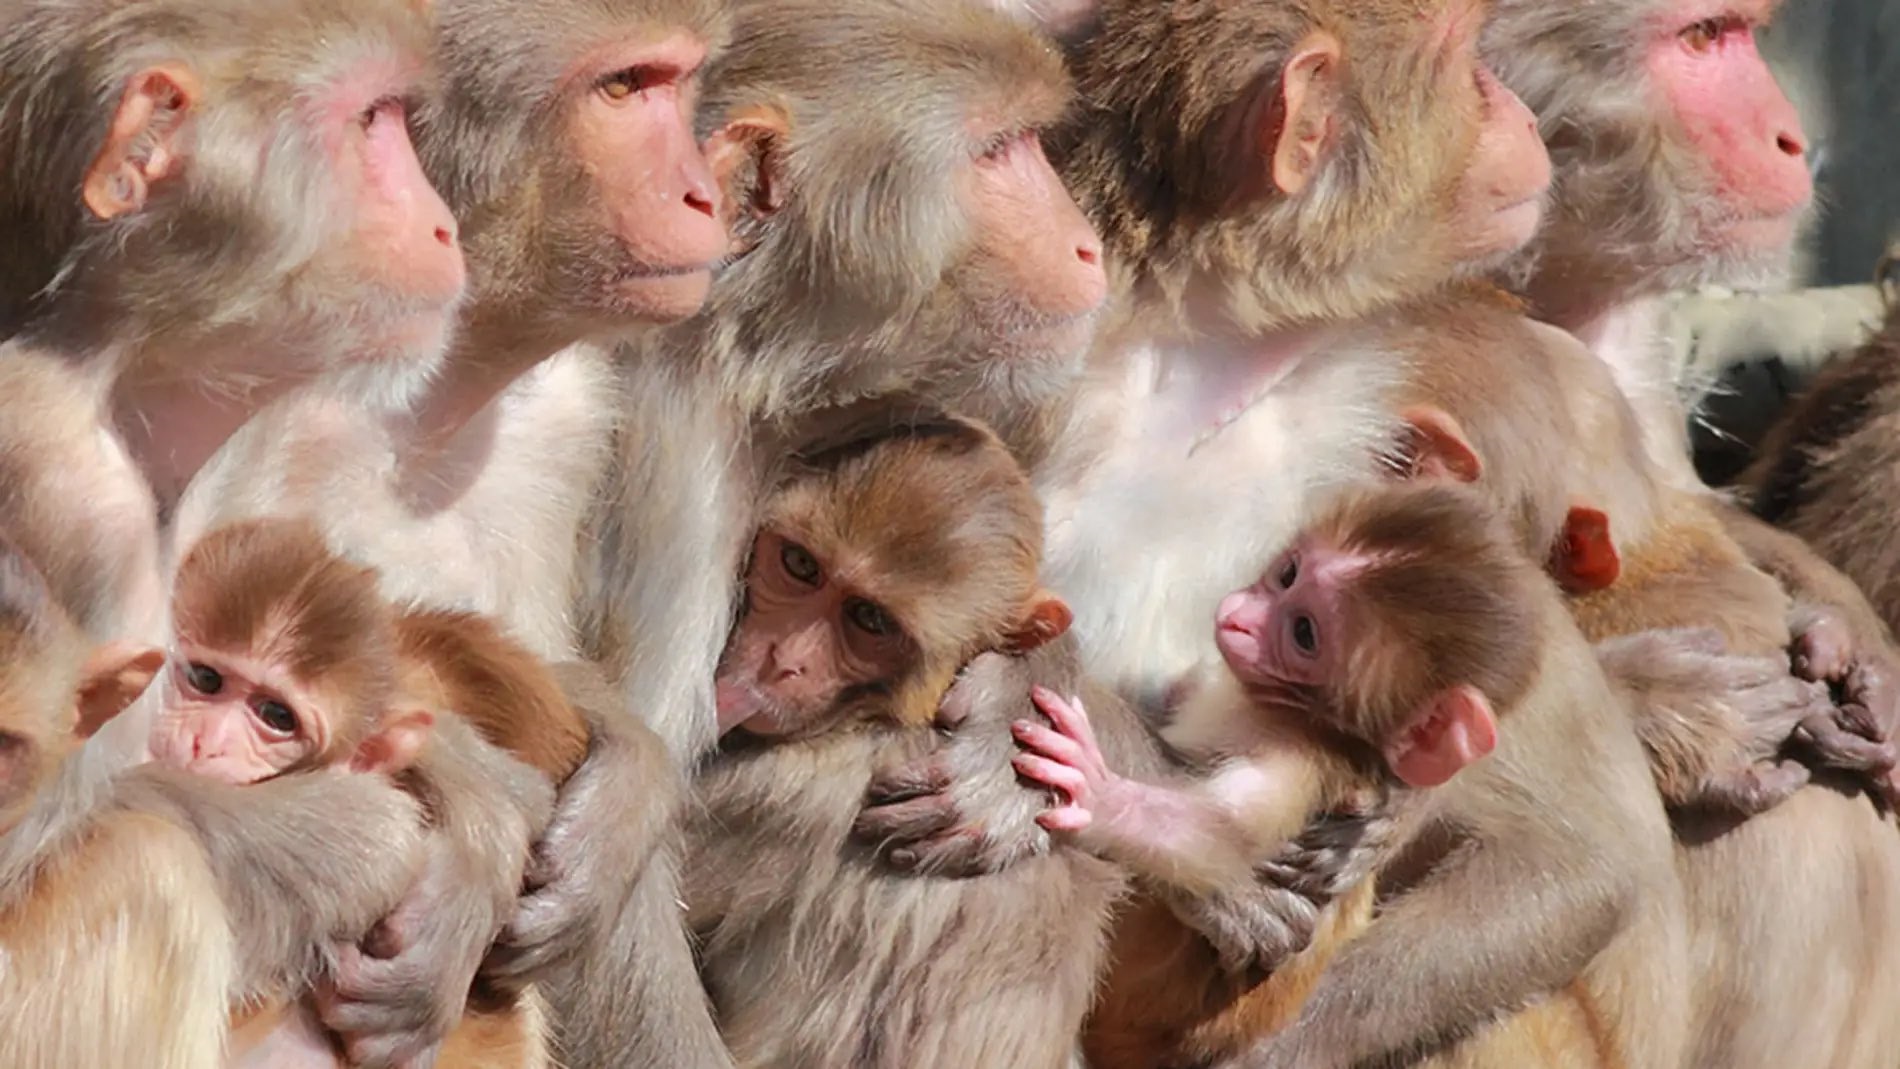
top-left (1016, 484), bottom-right (1681, 1069)
top-left (151, 516), bottom-right (588, 1067)
top-left (715, 419), bottom-right (1072, 741)
top-left (152, 517), bottom-right (589, 786)
top-left (689, 413), bottom-right (1096, 1067)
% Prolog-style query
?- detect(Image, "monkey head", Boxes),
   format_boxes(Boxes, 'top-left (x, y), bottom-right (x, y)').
top-left (2, 0), bottom-right (465, 379)
top-left (716, 418), bottom-right (1071, 741)
top-left (1216, 485), bottom-right (1543, 788)
top-left (153, 518), bottom-right (428, 785)
top-left (1485, 0), bottom-right (1811, 304)
top-left (1056, 0), bottom-right (1552, 333)
top-left (692, 0), bottom-right (1107, 411)
top-left (424, 0), bottom-right (731, 332)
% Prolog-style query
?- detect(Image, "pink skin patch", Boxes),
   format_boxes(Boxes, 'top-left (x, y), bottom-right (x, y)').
top-left (1646, 13), bottom-right (1810, 229)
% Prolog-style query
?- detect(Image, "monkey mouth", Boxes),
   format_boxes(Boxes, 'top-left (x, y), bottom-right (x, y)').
top-left (616, 262), bottom-right (715, 282)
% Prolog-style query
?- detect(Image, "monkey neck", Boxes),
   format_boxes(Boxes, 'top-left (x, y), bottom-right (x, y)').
top-left (405, 299), bottom-right (578, 454)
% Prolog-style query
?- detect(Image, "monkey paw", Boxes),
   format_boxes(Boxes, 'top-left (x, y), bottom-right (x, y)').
top-left (1690, 758), bottom-right (1814, 817)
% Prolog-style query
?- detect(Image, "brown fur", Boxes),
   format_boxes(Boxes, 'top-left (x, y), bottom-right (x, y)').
top-left (1078, 486), bottom-right (1684, 1068)
top-left (1055, 0), bottom-right (1493, 337)
top-left (1745, 305), bottom-right (1900, 637)
top-left (689, 407), bottom-right (1111, 1069)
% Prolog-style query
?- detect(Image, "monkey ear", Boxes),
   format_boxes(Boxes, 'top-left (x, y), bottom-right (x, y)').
top-left (1389, 405), bottom-right (1483, 484)
top-left (1268, 31), bottom-right (1343, 196)
top-left (1385, 684), bottom-right (1498, 789)
top-left (83, 64), bottom-right (202, 221)
top-left (1002, 590), bottom-right (1074, 655)
top-left (1552, 505), bottom-right (1621, 594)
top-left (351, 709), bottom-right (436, 776)
top-left (704, 102), bottom-right (791, 231)
top-left (74, 642), bottom-right (166, 739)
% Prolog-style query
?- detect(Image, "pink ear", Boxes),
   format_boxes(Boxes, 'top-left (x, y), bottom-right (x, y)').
top-left (351, 710), bottom-right (435, 775)
top-left (1385, 684), bottom-right (1498, 788)
top-left (1391, 405), bottom-right (1483, 484)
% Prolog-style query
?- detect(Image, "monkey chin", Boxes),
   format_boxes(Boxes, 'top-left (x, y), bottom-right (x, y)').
top-left (611, 268), bottom-right (715, 325)
top-left (1455, 197), bottom-right (1548, 275)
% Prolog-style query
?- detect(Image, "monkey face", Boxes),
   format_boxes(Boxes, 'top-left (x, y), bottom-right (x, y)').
top-left (1215, 542), bottom-right (1359, 693)
top-left (147, 649), bottom-right (328, 785)
top-left (715, 530), bottom-right (915, 740)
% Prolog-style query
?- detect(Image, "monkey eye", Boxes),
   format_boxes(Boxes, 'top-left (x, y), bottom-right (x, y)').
top-left (598, 66), bottom-right (673, 103)
top-left (1277, 554), bottom-right (1300, 589)
top-left (1678, 16), bottom-right (1738, 53)
top-left (252, 698), bottom-right (299, 737)
top-left (185, 662), bottom-right (224, 695)
top-left (358, 95), bottom-right (401, 132)
top-left (1290, 613), bottom-right (1319, 656)
top-left (780, 541), bottom-right (822, 586)
top-left (845, 597), bottom-right (896, 638)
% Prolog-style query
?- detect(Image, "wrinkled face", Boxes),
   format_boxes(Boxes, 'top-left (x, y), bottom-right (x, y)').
top-left (1213, 540), bottom-right (1365, 691)
top-left (715, 530), bottom-right (915, 739)
top-left (301, 55), bottom-right (467, 363)
top-left (559, 30), bottom-right (728, 324)
top-left (147, 647), bottom-right (329, 785)
top-left (951, 125), bottom-right (1107, 359)
top-left (1645, 4), bottom-right (1810, 262)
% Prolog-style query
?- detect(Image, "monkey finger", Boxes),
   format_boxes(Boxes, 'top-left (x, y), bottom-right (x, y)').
top-left (1029, 685), bottom-right (1104, 752)
top-left (1011, 719), bottom-right (1092, 768)
top-left (850, 792), bottom-right (960, 846)
top-left (1011, 753), bottom-right (1088, 801)
top-left (1036, 806), bottom-right (1093, 833)
top-left (862, 759), bottom-right (953, 806)
top-left (1698, 759), bottom-right (1811, 817)
top-left (1794, 713), bottom-right (1898, 774)
top-left (886, 827), bottom-right (1002, 877)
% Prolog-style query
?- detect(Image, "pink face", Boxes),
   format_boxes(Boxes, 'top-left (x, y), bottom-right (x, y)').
top-left (1213, 541), bottom-right (1362, 691)
top-left (956, 128), bottom-right (1107, 346)
top-left (1645, 7), bottom-right (1810, 250)
top-left (320, 60), bottom-right (467, 352)
top-left (715, 531), bottom-right (913, 739)
top-left (1450, 63), bottom-right (1553, 263)
top-left (566, 33), bottom-right (728, 323)
top-left (147, 650), bottom-right (327, 785)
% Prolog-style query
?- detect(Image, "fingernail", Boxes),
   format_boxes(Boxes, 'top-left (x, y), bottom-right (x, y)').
top-left (1012, 720), bottom-right (1031, 735)
top-left (891, 849), bottom-right (915, 868)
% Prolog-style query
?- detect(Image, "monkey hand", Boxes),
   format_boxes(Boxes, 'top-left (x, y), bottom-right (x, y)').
top-left (1171, 791), bottom-right (1398, 980)
top-left (853, 651), bottom-right (1058, 877)
top-left (480, 687), bottom-right (680, 995)
top-left (1788, 606), bottom-right (1900, 806)
top-left (1596, 627), bottom-right (1837, 815)
top-left (318, 722), bottom-right (554, 1068)
top-left (1011, 685), bottom-right (1126, 834)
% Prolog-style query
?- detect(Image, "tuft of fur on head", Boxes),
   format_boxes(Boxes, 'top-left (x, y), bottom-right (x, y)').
top-left (764, 414), bottom-right (1045, 722)
top-left (1483, 0), bottom-right (1801, 312)
top-left (689, 0), bottom-right (1076, 415)
top-left (170, 517), bottom-right (398, 746)
top-left (1302, 483), bottom-right (1544, 744)
top-left (1057, 0), bottom-right (1489, 334)
top-left (0, 0), bottom-right (445, 370)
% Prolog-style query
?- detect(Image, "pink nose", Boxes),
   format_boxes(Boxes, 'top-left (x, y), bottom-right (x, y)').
top-left (1216, 591), bottom-right (1270, 638)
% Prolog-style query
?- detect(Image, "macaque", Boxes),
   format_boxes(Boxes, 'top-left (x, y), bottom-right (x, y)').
top-left (1380, 286), bottom-right (1871, 815)
top-left (1015, 485), bottom-right (1683, 1069)
top-left (685, 413), bottom-right (1119, 1069)
top-left (1747, 304), bottom-right (1900, 638)
top-left (176, 0), bottom-right (737, 1061)
top-left (151, 516), bottom-right (599, 1068)
top-left (1485, 5), bottom-right (1900, 1066)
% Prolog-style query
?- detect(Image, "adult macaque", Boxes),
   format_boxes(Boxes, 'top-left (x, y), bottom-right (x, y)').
top-left (1486, 4), bottom-right (1900, 1066)
top-left (688, 414), bottom-right (1111, 1068)
top-left (1018, 485), bottom-right (1682, 1069)
top-left (177, 0), bottom-right (737, 1062)
top-left (1747, 305), bottom-right (1900, 638)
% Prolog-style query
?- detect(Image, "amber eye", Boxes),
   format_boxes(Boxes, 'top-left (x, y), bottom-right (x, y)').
top-left (1679, 17), bottom-right (1727, 53)
top-left (845, 597), bottom-right (895, 637)
top-left (254, 699), bottom-right (299, 737)
top-left (1291, 613), bottom-right (1319, 655)
top-left (1277, 554), bottom-right (1300, 589)
top-left (358, 95), bottom-right (399, 131)
top-left (598, 66), bottom-right (674, 102)
top-left (780, 541), bottom-right (822, 585)
top-left (186, 663), bottom-right (223, 695)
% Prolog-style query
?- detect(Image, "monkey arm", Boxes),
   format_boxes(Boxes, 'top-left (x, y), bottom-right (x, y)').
top-left (315, 715), bottom-right (554, 1067)
top-left (1721, 502), bottom-right (1894, 645)
top-left (1236, 823), bottom-right (1635, 1069)
top-left (1594, 627), bottom-right (1834, 814)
